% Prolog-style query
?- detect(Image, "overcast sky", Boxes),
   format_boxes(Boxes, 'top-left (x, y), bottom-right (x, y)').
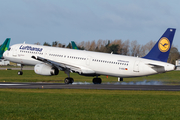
top-left (0, 0), bottom-right (180, 49)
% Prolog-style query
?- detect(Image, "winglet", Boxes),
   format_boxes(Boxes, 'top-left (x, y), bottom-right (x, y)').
top-left (0, 38), bottom-right (11, 58)
top-left (143, 28), bottom-right (176, 62)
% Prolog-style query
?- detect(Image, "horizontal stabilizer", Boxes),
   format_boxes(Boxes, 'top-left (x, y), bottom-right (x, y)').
top-left (146, 63), bottom-right (164, 67)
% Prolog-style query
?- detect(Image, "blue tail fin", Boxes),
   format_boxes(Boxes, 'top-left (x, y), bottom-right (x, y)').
top-left (143, 28), bottom-right (176, 62)
top-left (71, 41), bottom-right (79, 50)
top-left (0, 38), bottom-right (11, 58)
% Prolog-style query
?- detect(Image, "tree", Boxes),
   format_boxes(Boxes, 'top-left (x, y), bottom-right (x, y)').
top-left (144, 40), bottom-right (156, 55)
top-left (138, 45), bottom-right (146, 57)
top-left (43, 42), bottom-right (51, 46)
top-left (57, 43), bottom-right (63, 47)
top-left (108, 44), bottom-right (119, 54)
top-left (78, 41), bottom-right (85, 50)
top-left (66, 43), bottom-right (72, 48)
top-left (130, 40), bottom-right (138, 56)
top-left (34, 42), bottom-right (40, 45)
top-left (121, 40), bottom-right (130, 55)
top-left (52, 41), bottom-right (58, 47)
top-left (89, 40), bottom-right (96, 51)
top-left (108, 39), bottom-right (123, 54)
top-left (168, 46), bottom-right (180, 64)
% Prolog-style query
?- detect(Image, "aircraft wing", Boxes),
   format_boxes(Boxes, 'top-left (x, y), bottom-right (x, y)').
top-left (31, 56), bottom-right (94, 74)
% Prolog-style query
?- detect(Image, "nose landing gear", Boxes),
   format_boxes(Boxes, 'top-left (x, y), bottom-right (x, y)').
top-left (18, 64), bottom-right (23, 75)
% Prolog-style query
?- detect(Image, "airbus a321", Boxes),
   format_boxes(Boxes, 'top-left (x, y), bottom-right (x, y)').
top-left (3, 28), bottom-right (176, 84)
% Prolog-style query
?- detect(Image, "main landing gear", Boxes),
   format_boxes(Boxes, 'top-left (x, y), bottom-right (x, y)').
top-left (118, 77), bottom-right (123, 81)
top-left (64, 77), bottom-right (74, 84)
top-left (92, 78), bottom-right (102, 84)
top-left (64, 77), bottom-right (102, 84)
top-left (18, 64), bottom-right (23, 75)
top-left (64, 69), bottom-right (102, 84)
top-left (64, 69), bottom-right (74, 84)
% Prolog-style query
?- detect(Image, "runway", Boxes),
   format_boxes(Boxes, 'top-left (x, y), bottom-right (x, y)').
top-left (0, 82), bottom-right (180, 91)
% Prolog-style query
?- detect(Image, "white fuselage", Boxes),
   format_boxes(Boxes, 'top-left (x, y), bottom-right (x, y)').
top-left (3, 44), bottom-right (175, 77)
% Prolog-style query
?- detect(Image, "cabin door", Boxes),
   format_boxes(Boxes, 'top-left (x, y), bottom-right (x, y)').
top-left (44, 50), bottom-right (50, 58)
top-left (133, 61), bottom-right (140, 72)
top-left (13, 47), bottom-right (17, 57)
top-left (86, 56), bottom-right (91, 66)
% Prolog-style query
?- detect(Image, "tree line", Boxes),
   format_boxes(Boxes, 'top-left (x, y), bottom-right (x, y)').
top-left (34, 39), bottom-right (180, 64)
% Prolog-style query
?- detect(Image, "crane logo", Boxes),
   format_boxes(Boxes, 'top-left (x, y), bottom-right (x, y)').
top-left (158, 37), bottom-right (170, 52)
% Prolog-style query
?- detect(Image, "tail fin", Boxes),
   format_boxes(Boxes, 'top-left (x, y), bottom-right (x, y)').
top-left (71, 41), bottom-right (79, 50)
top-left (143, 28), bottom-right (176, 62)
top-left (0, 38), bottom-right (11, 58)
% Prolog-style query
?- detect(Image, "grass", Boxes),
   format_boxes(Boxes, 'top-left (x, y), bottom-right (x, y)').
top-left (0, 70), bottom-right (180, 84)
top-left (0, 89), bottom-right (180, 120)
top-left (0, 65), bottom-right (20, 68)
top-left (0, 69), bottom-right (180, 119)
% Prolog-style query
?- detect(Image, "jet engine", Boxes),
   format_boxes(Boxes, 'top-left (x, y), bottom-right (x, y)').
top-left (34, 63), bottom-right (59, 76)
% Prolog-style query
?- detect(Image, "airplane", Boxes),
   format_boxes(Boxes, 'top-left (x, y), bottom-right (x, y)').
top-left (0, 38), bottom-right (11, 59)
top-left (3, 28), bottom-right (176, 84)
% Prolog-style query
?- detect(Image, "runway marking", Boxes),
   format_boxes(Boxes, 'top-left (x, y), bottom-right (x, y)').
top-left (0, 84), bottom-right (27, 86)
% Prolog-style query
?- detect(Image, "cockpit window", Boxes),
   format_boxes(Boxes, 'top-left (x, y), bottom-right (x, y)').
top-left (8, 48), bottom-right (11, 51)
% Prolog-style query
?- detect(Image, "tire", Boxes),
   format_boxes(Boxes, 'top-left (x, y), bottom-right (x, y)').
top-left (93, 78), bottom-right (102, 84)
top-left (93, 78), bottom-right (96, 84)
top-left (64, 78), bottom-right (70, 84)
top-left (64, 77), bottom-right (74, 84)
top-left (18, 71), bottom-right (23, 75)
top-left (98, 78), bottom-right (102, 84)
top-left (70, 78), bottom-right (74, 84)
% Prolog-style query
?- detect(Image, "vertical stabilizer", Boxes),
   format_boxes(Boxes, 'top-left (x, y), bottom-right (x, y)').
top-left (71, 41), bottom-right (79, 50)
top-left (143, 28), bottom-right (176, 62)
top-left (0, 38), bottom-right (11, 58)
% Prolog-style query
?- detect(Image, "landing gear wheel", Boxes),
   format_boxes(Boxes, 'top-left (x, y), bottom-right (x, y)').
top-left (70, 78), bottom-right (74, 84)
top-left (120, 78), bottom-right (123, 81)
top-left (18, 71), bottom-right (23, 75)
top-left (92, 78), bottom-right (102, 84)
top-left (64, 77), bottom-right (74, 84)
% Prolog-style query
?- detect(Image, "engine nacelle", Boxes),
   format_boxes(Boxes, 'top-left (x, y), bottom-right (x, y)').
top-left (34, 63), bottom-right (59, 76)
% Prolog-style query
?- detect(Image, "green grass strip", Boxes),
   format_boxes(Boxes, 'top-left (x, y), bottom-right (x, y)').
top-left (1, 70), bottom-right (180, 84)
top-left (0, 89), bottom-right (180, 120)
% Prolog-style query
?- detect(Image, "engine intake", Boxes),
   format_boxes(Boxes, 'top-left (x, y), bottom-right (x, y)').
top-left (34, 63), bottom-right (59, 76)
